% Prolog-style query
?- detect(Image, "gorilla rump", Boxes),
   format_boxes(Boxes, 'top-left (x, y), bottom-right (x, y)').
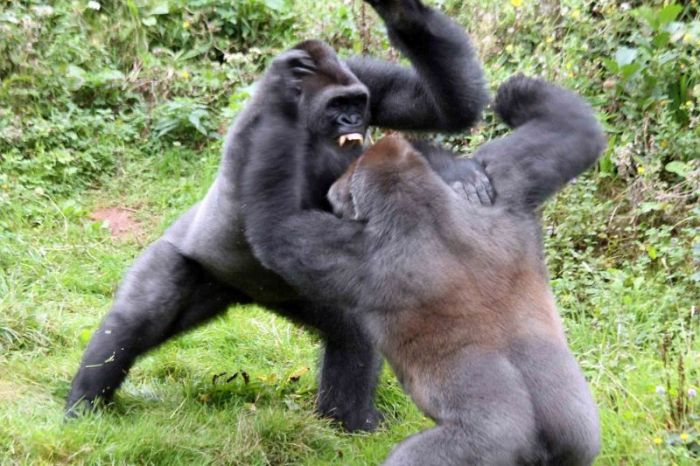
top-left (66, 0), bottom-right (491, 431)
top-left (243, 76), bottom-right (606, 465)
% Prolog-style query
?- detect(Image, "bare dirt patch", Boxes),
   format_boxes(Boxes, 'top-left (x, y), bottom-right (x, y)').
top-left (90, 207), bottom-right (145, 242)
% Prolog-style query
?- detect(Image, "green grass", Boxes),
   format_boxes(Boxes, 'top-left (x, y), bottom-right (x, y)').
top-left (1, 0), bottom-right (699, 464)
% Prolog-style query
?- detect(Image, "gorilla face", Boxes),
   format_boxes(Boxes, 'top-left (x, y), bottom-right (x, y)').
top-left (293, 40), bottom-right (370, 150)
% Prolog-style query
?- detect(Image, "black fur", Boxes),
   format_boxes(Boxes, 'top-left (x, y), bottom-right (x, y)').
top-left (243, 76), bottom-right (606, 465)
top-left (66, 0), bottom-right (489, 432)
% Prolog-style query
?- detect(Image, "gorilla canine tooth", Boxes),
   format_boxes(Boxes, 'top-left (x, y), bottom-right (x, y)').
top-left (338, 133), bottom-right (364, 147)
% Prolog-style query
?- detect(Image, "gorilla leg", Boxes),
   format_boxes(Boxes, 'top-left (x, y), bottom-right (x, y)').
top-left (317, 324), bottom-right (383, 432)
top-left (383, 421), bottom-right (538, 466)
top-left (384, 352), bottom-right (541, 466)
top-left (66, 239), bottom-right (244, 415)
top-left (383, 416), bottom-right (540, 466)
top-left (278, 302), bottom-right (383, 432)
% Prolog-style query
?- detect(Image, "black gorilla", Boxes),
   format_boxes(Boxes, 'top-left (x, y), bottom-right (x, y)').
top-left (243, 76), bottom-right (606, 465)
top-left (67, 0), bottom-right (491, 431)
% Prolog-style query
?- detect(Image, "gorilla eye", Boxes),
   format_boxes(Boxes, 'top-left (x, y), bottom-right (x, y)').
top-left (328, 97), bottom-right (346, 110)
top-left (328, 94), bottom-right (367, 111)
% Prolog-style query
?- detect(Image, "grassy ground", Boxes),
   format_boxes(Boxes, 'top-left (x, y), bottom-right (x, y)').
top-left (1, 0), bottom-right (699, 464)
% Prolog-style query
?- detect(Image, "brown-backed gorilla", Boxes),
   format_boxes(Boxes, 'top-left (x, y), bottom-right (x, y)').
top-left (242, 75), bottom-right (606, 465)
top-left (66, 0), bottom-right (492, 431)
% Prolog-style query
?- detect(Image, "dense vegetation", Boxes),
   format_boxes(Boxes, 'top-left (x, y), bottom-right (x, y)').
top-left (1, 0), bottom-right (698, 464)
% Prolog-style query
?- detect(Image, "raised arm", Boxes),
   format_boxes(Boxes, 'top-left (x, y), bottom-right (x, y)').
top-left (347, 0), bottom-right (488, 132)
top-left (240, 115), bottom-right (370, 307)
top-left (473, 75), bottom-right (607, 210)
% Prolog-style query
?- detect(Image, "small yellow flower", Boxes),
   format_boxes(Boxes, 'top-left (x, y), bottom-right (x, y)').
top-left (682, 33), bottom-right (692, 44)
top-left (680, 433), bottom-right (689, 442)
top-left (180, 70), bottom-right (191, 80)
top-left (653, 437), bottom-right (663, 445)
top-left (183, 20), bottom-right (191, 29)
top-left (511, 0), bottom-right (522, 8)
top-left (637, 166), bottom-right (646, 175)
top-left (571, 9), bottom-right (581, 20)
top-left (566, 61), bottom-right (574, 71)
top-left (546, 35), bottom-right (555, 44)
top-left (505, 44), bottom-right (514, 54)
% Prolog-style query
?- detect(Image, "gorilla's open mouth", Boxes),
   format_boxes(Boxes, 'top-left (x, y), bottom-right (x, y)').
top-left (338, 133), bottom-right (364, 147)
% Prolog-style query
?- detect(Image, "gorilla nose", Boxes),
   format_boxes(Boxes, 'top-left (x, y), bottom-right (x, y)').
top-left (338, 113), bottom-right (362, 127)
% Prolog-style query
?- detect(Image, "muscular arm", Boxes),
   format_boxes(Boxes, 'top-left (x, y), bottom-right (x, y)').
top-left (473, 75), bottom-right (607, 210)
top-left (347, 0), bottom-right (488, 132)
top-left (240, 116), bottom-right (369, 307)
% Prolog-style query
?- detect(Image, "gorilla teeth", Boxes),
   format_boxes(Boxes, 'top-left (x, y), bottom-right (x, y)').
top-left (338, 133), bottom-right (364, 147)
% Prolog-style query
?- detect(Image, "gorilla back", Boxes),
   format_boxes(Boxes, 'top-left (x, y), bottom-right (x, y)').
top-left (66, 0), bottom-right (490, 432)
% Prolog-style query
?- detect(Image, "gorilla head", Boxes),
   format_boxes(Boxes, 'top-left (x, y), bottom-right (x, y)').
top-left (284, 40), bottom-right (370, 151)
top-left (327, 136), bottom-right (439, 221)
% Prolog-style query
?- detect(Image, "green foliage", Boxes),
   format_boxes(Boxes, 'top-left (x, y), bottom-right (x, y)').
top-left (0, 1), bottom-right (698, 465)
top-left (152, 97), bottom-right (218, 141)
top-left (605, 3), bottom-right (698, 129)
top-left (0, 0), bottom-right (295, 199)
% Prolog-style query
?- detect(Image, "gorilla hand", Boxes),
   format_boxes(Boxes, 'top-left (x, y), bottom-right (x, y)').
top-left (364, 0), bottom-right (428, 28)
top-left (451, 159), bottom-right (495, 206)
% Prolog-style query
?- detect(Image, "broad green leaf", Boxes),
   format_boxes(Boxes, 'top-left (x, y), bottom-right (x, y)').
top-left (658, 4), bottom-right (682, 26)
top-left (634, 6), bottom-right (657, 28)
top-left (188, 110), bottom-right (208, 135)
top-left (620, 62), bottom-right (641, 79)
top-left (638, 202), bottom-right (664, 214)
top-left (142, 16), bottom-right (156, 26)
top-left (615, 47), bottom-right (638, 67)
top-left (645, 245), bottom-right (658, 260)
top-left (150, 4), bottom-right (169, 15)
top-left (602, 57), bottom-right (619, 72)
top-left (652, 31), bottom-right (670, 48)
top-left (263, 0), bottom-right (285, 11)
top-left (665, 161), bottom-right (689, 177)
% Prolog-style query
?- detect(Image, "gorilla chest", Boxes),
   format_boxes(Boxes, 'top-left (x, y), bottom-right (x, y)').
top-left (179, 178), bottom-right (298, 303)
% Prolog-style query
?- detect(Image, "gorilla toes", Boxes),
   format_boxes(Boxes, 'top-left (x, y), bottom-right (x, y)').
top-left (343, 406), bottom-right (385, 432)
top-left (64, 397), bottom-right (101, 420)
top-left (318, 404), bottom-right (385, 432)
top-left (494, 74), bottom-right (552, 128)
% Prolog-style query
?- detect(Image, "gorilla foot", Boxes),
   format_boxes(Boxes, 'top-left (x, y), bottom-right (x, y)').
top-left (64, 396), bottom-right (107, 420)
top-left (318, 403), bottom-right (385, 432)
